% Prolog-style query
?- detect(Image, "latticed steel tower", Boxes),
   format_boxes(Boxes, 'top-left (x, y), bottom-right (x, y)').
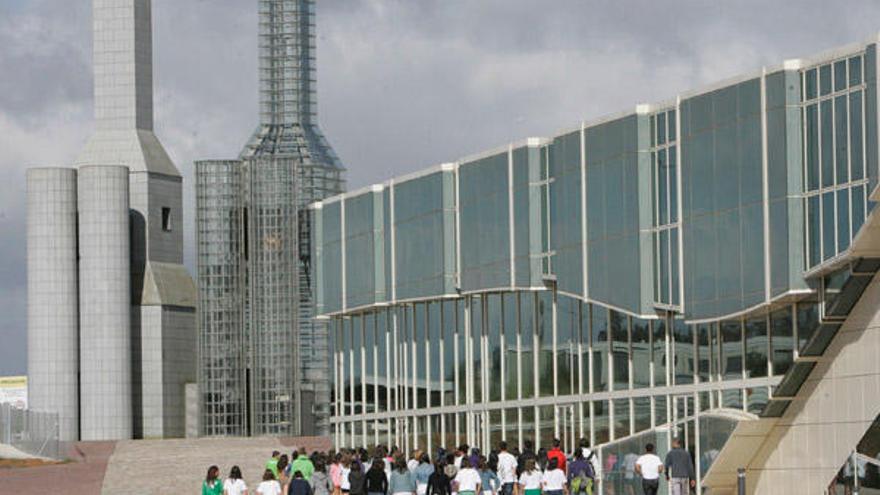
top-left (196, 0), bottom-right (344, 437)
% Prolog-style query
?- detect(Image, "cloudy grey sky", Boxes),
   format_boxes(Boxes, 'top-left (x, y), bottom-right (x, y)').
top-left (1, 0), bottom-right (879, 375)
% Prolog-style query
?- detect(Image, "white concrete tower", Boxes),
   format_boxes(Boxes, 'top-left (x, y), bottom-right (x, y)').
top-left (77, 165), bottom-right (132, 440)
top-left (75, 0), bottom-right (196, 439)
top-left (26, 168), bottom-right (80, 442)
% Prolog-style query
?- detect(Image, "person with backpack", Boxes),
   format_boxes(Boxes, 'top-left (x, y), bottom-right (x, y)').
top-left (576, 440), bottom-right (598, 486)
top-left (567, 449), bottom-right (593, 495)
top-left (311, 459), bottom-right (335, 495)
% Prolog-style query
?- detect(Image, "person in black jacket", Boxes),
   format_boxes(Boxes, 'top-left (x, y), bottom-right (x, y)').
top-left (365, 459), bottom-right (389, 495)
top-left (427, 460), bottom-right (452, 495)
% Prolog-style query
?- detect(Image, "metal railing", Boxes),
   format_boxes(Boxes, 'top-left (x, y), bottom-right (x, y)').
top-left (0, 403), bottom-right (61, 459)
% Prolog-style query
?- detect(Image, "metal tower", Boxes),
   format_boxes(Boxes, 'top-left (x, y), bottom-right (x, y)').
top-left (196, 0), bottom-right (344, 437)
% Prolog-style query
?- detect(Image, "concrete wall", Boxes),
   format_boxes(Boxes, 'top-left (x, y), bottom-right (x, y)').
top-left (26, 168), bottom-right (79, 442)
top-left (78, 165), bottom-right (132, 441)
top-left (746, 271), bottom-right (880, 492)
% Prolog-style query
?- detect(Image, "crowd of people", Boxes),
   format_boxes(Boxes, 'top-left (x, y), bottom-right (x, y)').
top-left (201, 438), bottom-right (696, 495)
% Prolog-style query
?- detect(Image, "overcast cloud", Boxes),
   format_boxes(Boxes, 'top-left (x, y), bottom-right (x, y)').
top-left (2, 0), bottom-right (879, 375)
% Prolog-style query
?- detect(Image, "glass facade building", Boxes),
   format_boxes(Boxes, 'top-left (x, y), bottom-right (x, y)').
top-left (311, 38), bottom-right (880, 489)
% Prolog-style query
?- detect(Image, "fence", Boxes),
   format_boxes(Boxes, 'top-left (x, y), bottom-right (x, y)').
top-left (0, 403), bottom-right (61, 459)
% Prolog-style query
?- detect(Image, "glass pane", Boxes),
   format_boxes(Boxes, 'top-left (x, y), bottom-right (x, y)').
top-left (487, 295), bottom-right (502, 402)
top-left (653, 318), bottom-right (667, 387)
top-left (850, 91), bottom-right (864, 181)
top-left (721, 320), bottom-right (743, 380)
top-left (654, 394), bottom-right (668, 426)
top-left (632, 318), bottom-right (651, 389)
top-left (593, 400), bottom-right (610, 445)
top-left (669, 146), bottom-right (678, 222)
top-left (837, 190), bottom-right (850, 253)
top-left (853, 185), bottom-right (866, 236)
top-left (538, 292), bottom-right (553, 398)
top-left (820, 63), bottom-right (832, 96)
top-left (745, 316), bottom-right (768, 379)
top-left (658, 148), bottom-right (668, 225)
top-left (658, 112), bottom-right (667, 146)
top-left (834, 59), bottom-right (848, 92)
top-left (503, 293), bottom-right (518, 401)
top-left (633, 397), bottom-right (651, 434)
top-left (835, 95), bottom-right (849, 185)
top-left (669, 110), bottom-right (677, 141)
top-left (770, 307), bottom-right (794, 376)
top-left (821, 99), bottom-right (834, 188)
top-left (805, 68), bottom-right (818, 100)
top-left (592, 305), bottom-right (608, 392)
top-left (673, 320), bottom-right (694, 385)
top-left (822, 191), bottom-right (836, 260)
top-left (808, 195), bottom-right (821, 267)
top-left (613, 398), bottom-right (631, 439)
top-left (849, 55), bottom-right (863, 86)
top-left (611, 311), bottom-right (630, 391)
top-left (806, 104), bottom-right (820, 190)
top-left (521, 293), bottom-right (535, 398)
top-left (796, 301), bottom-right (820, 351)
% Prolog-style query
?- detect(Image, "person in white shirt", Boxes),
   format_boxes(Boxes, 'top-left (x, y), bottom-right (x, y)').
top-left (634, 444), bottom-right (664, 495)
top-left (454, 458), bottom-right (482, 495)
top-left (517, 459), bottom-right (543, 495)
top-left (540, 459), bottom-right (567, 495)
top-left (495, 442), bottom-right (518, 495)
top-left (224, 465), bottom-right (248, 495)
top-left (257, 469), bottom-right (282, 495)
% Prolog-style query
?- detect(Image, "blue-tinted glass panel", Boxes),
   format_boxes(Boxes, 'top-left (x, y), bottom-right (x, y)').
top-left (835, 95), bottom-right (849, 184)
top-left (808, 195), bottom-right (821, 267)
top-left (611, 311), bottom-right (629, 391)
top-left (821, 99), bottom-right (834, 188)
top-left (745, 316), bottom-right (768, 378)
top-left (538, 292), bottom-right (553, 397)
top-left (669, 146), bottom-right (678, 222)
top-left (770, 307), bottom-right (793, 376)
top-left (851, 91), bottom-right (865, 180)
top-left (853, 185), bottom-right (866, 236)
top-left (806, 68), bottom-right (818, 100)
top-left (837, 190), bottom-right (850, 253)
top-left (850, 56), bottom-right (863, 86)
top-left (834, 60), bottom-right (848, 92)
top-left (653, 318), bottom-right (667, 387)
top-left (806, 104), bottom-right (820, 190)
top-left (673, 320), bottom-right (694, 385)
top-left (820, 64), bottom-right (833, 96)
top-left (591, 305), bottom-right (608, 392)
top-left (521, 293), bottom-right (535, 398)
top-left (822, 191), bottom-right (836, 260)
top-left (721, 320), bottom-right (743, 380)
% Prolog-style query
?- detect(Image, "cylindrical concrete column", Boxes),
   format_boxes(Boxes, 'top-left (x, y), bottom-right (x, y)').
top-left (78, 165), bottom-right (132, 440)
top-left (27, 167), bottom-right (80, 442)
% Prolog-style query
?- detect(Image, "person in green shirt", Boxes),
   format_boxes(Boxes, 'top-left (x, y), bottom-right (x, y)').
top-left (291, 450), bottom-right (316, 481)
top-left (202, 465), bottom-right (223, 495)
top-left (267, 450), bottom-right (282, 478)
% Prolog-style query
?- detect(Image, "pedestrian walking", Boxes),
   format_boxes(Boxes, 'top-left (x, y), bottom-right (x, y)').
top-left (350, 460), bottom-right (367, 495)
top-left (567, 449), bottom-right (593, 495)
top-left (496, 442), bottom-right (518, 495)
top-left (224, 465), bottom-right (249, 495)
top-left (541, 458), bottom-right (566, 495)
top-left (389, 457), bottom-right (418, 495)
top-left (289, 471), bottom-right (314, 495)
top-left (518, 459), bottom-right (543, 495)
top-left (664, 439), bottom-right (695, 495)
top-left (546, 440), bottom-right (566, 472)
top-left (477, 456), bottom-right (500, 495)
top-left (257, 469), bottom-right (283, 495)
top-left (453, 458), bottom-right (482, 495)
top-left (427, 460), bottom-right (453, 495)
top-left (202, 465), bottom-right (223, 495)
top-left (312, 459), bottom-right (335, 495)
top-left (365, 459), bottom-right (389, 495)
top-left (414, 453), bottom-right (435, 495)
top-left (635, 443), bottom-right (664, 495)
